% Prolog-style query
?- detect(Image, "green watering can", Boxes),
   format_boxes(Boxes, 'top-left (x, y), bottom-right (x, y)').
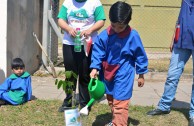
top-left (80, 78), bottom-right (105, 115)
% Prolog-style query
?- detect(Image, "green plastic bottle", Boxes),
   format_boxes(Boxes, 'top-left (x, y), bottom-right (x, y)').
top-left (74, 28), bottom-right (81, 52)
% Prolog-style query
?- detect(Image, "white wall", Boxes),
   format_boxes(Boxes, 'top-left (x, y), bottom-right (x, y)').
top-left (0, 0), bottom-right (43, 83)
top-left (0, 0), bottom-right (7, 83)
top-left (7, 0), bottom-right (43, 76)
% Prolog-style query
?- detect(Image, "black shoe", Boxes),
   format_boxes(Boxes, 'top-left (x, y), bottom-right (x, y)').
top-left (58, 102), bottom-right (79, 112)
top-left (58, 100), bottom-right (72, 112)
top-left (189, 118), bottom-right (194, 126)
top-left (147, 109), bottom-right (170, 116)
top-left (0, 100), bottom-right (6, 105)
top-left (58, 105), bottom-right (72, 112)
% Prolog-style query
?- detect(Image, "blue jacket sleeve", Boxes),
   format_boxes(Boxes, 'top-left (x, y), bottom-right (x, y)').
top-left (90, 32), bottom-right (107, 70)
top-left (26, 76), bottom-right (32, 101)
top-left (0, 78), bottom-right (11, 96)
top-left (131, 31), bottom-right (148, 74)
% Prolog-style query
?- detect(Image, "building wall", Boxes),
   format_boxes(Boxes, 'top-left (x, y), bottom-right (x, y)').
top-left (6, 0), bottom-right (43, 76)
top-left (0, 0), bottom-right (7, 83)
top-left (0, 0), bottom-right (43, 82)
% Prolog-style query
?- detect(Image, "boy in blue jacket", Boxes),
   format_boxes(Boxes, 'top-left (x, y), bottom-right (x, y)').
top-left (0, 58), bottom-right (32, 106)
top-left (90, 1), bottom-right (148, 126)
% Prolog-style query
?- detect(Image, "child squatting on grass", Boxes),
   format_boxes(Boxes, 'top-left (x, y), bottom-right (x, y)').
top-left (90, 1), bottom-right (148, 126)
top-left (0, 58), bottom-right (32, 106)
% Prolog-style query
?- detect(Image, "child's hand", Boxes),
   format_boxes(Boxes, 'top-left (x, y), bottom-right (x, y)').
top-left (90, 69), bottom-right (98, 79)
top-left (137, 74), bottom-right (144, 87)
top-left (68, 27), bottom-right (77, 37)
top-left (81, 29), bottom-right (92, 38)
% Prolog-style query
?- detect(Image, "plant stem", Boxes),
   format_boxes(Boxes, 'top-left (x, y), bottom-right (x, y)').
top-left (72, 91), bottom-right (76, 107)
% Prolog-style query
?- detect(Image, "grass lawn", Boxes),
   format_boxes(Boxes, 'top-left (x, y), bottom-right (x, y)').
top-left (148, 58), bottom-right (193, 74)
top-left (0, 99), bottom-right (189, 126)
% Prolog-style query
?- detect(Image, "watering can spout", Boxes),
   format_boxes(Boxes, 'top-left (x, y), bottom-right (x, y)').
top-left (80, 98), bottom-right (95, 116)
top-left (86, 98), bottom-right (95, 107)
top-left (80, 78), bottom-right (105, 115)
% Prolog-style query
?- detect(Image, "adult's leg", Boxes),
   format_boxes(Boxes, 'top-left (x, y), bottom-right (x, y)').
top-left (76, 47), bottom-right (92, 109)
top-left (189, 50), bottom-right (194, 118)
top-left (60, 44), bottom-right (78, 108)
top-left (158, 48), bottom-right (191, 111)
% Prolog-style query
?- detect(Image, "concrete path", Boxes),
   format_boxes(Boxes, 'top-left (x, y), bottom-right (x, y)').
top-left (32, 70), bottom-right (193, 109)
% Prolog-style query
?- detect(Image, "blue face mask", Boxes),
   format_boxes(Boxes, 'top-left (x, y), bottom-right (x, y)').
top-left (75, 0), bottom-right (86, 2)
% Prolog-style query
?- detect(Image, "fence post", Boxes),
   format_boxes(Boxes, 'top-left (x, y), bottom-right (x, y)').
top-left (48, 10), bottom-right (63, 42)
top-left (49, 0), bottom-right (59, 63)
top-left (42, 0), bottom-right (50, 66)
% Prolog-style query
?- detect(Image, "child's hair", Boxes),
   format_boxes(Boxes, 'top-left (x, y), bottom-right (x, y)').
top-left (11, 58), bottom-right (25, 69)
top-left (109, 1), bottom-right (132, 24)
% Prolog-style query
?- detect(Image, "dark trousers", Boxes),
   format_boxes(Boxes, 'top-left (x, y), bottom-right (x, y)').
top-left (62, 44), bottom-right (92, 109)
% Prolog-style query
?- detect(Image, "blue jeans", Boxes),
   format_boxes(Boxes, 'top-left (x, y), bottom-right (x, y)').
top-left (158, 47), bottom-right (194, 118)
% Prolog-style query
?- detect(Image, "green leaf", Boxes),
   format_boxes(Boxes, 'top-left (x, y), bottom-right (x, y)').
top-left (65, 71), bottom-right (72, 79)
top-left (62, 81), bottom-right (67, 92)
top-left (64, 89), bottom-right (68, 94)
top-left (67, 81), bottom-right (73, 87)
top-left (55, 79), bottom-right (58, 85)
top-left (69, 89), bottom-right (73, 95)
top-left (57, 80), bottom-right (63, 89)
top-left (67, 89), bottom-right (71, 94)
top-left (72, 72), bottom-right (78, 79)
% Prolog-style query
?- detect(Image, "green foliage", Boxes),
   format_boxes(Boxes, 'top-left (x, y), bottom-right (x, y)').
top-left (57, 80), bottom-right (63, 89)
top-left (65, 71), bottom-right (78, 79)
top-left (0, 100), bottom-right (190, 125)
top-left (55, 71), bottom-right (77, 95)
top-left (0, 100), bottom-right (64, 125)
top-left (55, 71), bottom-right (78, 106)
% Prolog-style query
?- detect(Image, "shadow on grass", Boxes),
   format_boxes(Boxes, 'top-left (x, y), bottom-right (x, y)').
top-left (171, 99), bottom-right (190, 121)
top-left (92, 112), bottom-right (140, 126)
top-left (128, 117), bottom-right (140, 125)
top-left (31, 95), bottom-right (38, 100)
top-left (92, 112), bottom-right (111, 126)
